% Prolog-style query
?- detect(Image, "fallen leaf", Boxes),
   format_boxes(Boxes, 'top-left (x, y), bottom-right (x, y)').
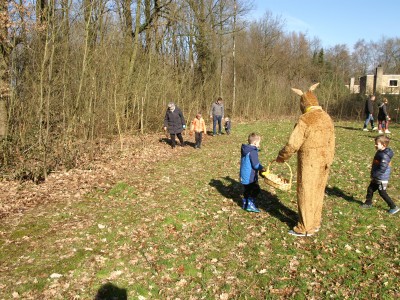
top-left (220, 293), bottom-right (229, 300)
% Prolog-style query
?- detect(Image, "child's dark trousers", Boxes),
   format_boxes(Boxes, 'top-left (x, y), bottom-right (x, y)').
top-left (243, 182), bottom-right (261, 199)
top-left (365, 180), bottom-right (396, 209)
top-left (195, 132), bottom-right (203, 148)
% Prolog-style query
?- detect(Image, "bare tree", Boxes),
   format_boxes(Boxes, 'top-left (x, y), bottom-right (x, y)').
top-left (352, 39), bottom-right (373, 76)
top-left (0, 0), bottom-right (10, 137)
top-left (374, 37), bottom-right (400, 73)
top-left (2, 0), bottom-right (398, 180)
top-left (232, 0), bottom-right (236, 115)
top-left (122, 0), bottom-right (134, 43)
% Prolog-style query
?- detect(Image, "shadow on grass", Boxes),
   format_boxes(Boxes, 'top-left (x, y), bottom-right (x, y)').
top-left (95, 282), bottom-right (127, 300)
top-left (325, 186), bottom-right (363, 205)
top-left (159, 137), bottom-right (171, 147)
top-left (335, 125), bottom-right (362, 131)
top-left (159, 137), bottom-right (196, 148)
top-left (209, 176), bottom-right (297, 228)
top-left (183, 140), bottom-right (197, 148)
top-left (365, 133), bottom-right (400, 142)
top-left (206, 130), bottom-right (226, 136)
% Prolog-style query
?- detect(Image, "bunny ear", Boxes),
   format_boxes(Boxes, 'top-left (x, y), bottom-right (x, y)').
top-left (309, 82), bottom-right (320, 91)
top-left (291, 88), bottom-right (303, 96)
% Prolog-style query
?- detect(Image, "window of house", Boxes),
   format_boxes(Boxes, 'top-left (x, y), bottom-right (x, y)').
top-left (389, 79), bottom-right (398, 87)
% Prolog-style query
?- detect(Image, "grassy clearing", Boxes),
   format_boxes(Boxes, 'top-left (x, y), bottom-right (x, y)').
top-left (1, 120), bottom-right (399, 299)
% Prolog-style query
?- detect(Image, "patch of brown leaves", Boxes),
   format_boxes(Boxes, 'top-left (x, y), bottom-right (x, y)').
top-left (0, 133), bottom-right (186, 220)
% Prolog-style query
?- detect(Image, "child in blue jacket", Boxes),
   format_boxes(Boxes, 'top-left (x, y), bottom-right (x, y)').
top-left (361, 135), bottom-right (399, 214)
top-left (240, 133), bottom-right (265, 212)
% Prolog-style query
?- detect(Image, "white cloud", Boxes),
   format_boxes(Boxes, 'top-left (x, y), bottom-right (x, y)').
top-left (285, 14), bottom-right (312, 33)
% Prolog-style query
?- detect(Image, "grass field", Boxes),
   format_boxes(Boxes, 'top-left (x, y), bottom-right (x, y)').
top-left (0, 120), bottom-right (399, 299)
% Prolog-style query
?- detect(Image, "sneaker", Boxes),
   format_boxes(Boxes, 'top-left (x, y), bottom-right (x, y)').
top-left (378, 130), bottom-right (383, 134)
top-left (388, 206), bottom-right (400, 215)
top-left (242, 198), bottom-right (247, 210)
top-left (245, 198), bottom-right (260, 213)
top-left (384, 130), bottom-right (391, 134)
top-left (363, 128), bottom-right (369, 131)
top-left (246, 206), bottom-right (260, 213)
top-left (288, 230), bottom-right (313, 237)
top-left (372, 127), bottom-right (378, 131)
top-left (360, 203), bottom-right (372, 208)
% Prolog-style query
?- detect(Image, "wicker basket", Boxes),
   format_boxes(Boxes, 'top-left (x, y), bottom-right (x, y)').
top-left (263, 161), bottom-right (292, 192)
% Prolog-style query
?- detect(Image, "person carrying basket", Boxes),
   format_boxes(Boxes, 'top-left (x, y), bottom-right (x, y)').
top-left (276, 83), bottom-right (335, 237)
top-left (240, 133), bottom-right (266, 213)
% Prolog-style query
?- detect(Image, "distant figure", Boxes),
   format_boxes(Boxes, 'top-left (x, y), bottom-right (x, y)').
top-left (378, 98), bottom-right (391, 134)
top-left (361, 135), bottom-right (399, 214)
top-left (276, 83), bottom-right (335, 237)
top-left (240, 133), bottom-right (266, 213)
top-left (224, 117), bottom-right (231, 135)
top-left (163, 102), bottom-right (186, 148)
top-left (210, 97), bottom-right (224, 136)
top-left (363, 95), bottom-right (377, 131)
top-left (190, 113), bottom-right (207, 149)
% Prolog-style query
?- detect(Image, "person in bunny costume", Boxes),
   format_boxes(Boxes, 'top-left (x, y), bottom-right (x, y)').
top-left (276, 83), bottom-right (335, 237)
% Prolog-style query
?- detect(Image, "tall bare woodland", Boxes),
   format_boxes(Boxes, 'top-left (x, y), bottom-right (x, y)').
top-left (1, 1), bottom-right (400, 179)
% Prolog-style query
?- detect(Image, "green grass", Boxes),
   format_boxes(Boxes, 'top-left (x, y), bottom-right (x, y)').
top-left (1, 120), bottom-right (399, 299)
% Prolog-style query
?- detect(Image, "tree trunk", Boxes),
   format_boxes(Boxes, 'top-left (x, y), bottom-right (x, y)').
top-left (189, 0), bottom-right (211, 85)
top-left (69, 0), bottom-right (93, 136)
top-left (0, 1), bottom-right (11, 137)
top-left (218, 0), bottom-right (223, 97)
top-left (36, 0), bottom-right (49, 24)
top-left (232, 0), bottom-right (237, 116)
top-left (144, 0), bottom-right (151, 51)
top-left (0, 99), bottom-right (6, 137)
top-left (83, 0), bottom-right (97, 49)
top-left (122, 0), bottom-right (134, 43)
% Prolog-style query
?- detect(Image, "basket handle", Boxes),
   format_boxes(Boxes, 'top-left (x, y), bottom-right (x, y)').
top-left (266, 160), bottom-right (293, 186)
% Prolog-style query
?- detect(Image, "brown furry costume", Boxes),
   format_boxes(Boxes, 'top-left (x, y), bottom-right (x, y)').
top-left (277, 83), bottom-right (335, 235)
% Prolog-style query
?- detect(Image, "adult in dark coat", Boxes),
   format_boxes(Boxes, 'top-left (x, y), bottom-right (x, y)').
top-left (163, 102), bottom-right (186, 148)
top-left (363, 95), bottom-right (377, 131)
top-left (377, 98), bottom-right (391, 133)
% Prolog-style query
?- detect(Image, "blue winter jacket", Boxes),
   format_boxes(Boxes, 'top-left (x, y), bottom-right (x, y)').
top-left (371, 147), bottom-right (393, 182)
top-left (240, 144), bottom-right (263, 184)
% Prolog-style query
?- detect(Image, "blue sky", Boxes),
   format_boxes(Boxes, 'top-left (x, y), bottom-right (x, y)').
top-left (249, 0), bottom-right (400, 50)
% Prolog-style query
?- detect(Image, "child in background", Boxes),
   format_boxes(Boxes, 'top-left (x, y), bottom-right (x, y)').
top-left (240, 133), bottom-right (265, 212)
top-left (224, 117), bottom-right (231, 135)
top-left (190, 113), bottom-right (207, 149)
top-left (361, 135), bottom-right (399, 214)
top-left (378, 98), bottom-right (391, 134)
